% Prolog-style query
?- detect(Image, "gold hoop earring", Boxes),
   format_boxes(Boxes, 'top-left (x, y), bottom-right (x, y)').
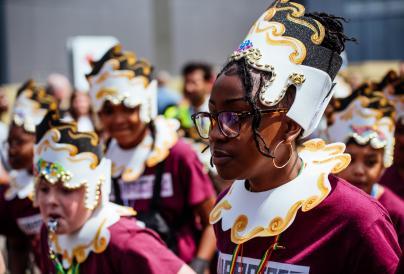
top-left (273, 140), bottom-right (292, 169)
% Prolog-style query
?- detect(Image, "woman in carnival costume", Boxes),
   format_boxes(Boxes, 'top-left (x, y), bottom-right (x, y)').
top-left (0, 80), bottom-right (57, 272)
top-left (191, 1), bottom-right (401, 273)
top-left (86, 45), bottom-right (217, 273)
top-left (35, 111), bottom-right (194, 274)
top-left (328, 85), bottom-right (404, 248)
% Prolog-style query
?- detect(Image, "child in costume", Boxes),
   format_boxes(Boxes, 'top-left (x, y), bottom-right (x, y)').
top-left (35, 111), bottom-right (194, 274)
top-left (0, 80), bottom-right (57, 272)
top-left (328, 84), bottom-right (404, 249)
top-left (380, 72), bottom-right (404, 199)
top-left (191, 1), bottom-right (401, 273)
top-left (86, 45), bottom-right (216, 273)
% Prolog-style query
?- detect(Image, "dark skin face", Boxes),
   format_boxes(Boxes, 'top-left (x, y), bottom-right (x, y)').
top-left (98, 102), bottom-right (147, 149)
top-left (338, 143), bottom-right (384, 194)
top-left (209, 69), bottom-right (302, 191)
top-left (7, 124), bottom-right (35, 171)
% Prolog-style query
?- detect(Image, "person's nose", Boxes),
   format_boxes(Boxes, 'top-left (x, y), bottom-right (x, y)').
top-left (44, 188), bottom-right (59, 208)
top-left (352, 163), bottom-right (366, 181)
top-left (209, 118), bottom-right (226, 143)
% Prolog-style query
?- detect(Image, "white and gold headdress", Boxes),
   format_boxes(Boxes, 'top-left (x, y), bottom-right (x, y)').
top-left (12, 79), bottom-right (57, 133)
top-left (87, 44), bottom-right (157, 123)
top-left (228, 0), bottom-right (343, 137)
top-left (328, 84), bottom-right (396, 167)
top-left (34, 111), bottom-right (111, 209)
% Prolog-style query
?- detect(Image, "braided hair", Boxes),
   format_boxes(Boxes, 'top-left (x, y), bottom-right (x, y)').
top-left (217, 13), bottom-right (354, 157)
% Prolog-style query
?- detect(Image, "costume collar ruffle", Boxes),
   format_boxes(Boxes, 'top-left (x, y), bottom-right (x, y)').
top-left (106, 117), bottom-right (179, 182)
top-left (49, 202), bottom-right (135, 269)
top-left (210, 139), bottom-right (351, 244)
top-left (5, 169), bottom-right (34, 201)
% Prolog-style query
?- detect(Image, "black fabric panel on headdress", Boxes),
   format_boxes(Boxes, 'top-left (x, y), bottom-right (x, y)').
top-left (270, 3), bottom-right (342, 79)
top-left (15, 79), bottom-right (57, 110)
top-left (36, 111), bottom-right (102, 163)
top-left (333, 84), bottom-right (395, 119)
top-left (86, 44), bottom-right (154, 82)
top-left (394, 78), bottom-right (404, 95)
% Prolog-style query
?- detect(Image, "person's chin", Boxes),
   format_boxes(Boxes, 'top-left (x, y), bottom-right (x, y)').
top-left (8, 159), bottom-right (25, 170)
top-left (215, 163), bottom-right (240, 181)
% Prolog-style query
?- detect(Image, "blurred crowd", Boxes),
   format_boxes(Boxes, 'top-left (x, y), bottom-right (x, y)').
top-left (0, 44), bottom-right (403, 273)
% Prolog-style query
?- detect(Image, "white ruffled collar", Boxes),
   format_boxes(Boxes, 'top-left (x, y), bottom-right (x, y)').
top-left (210, 139), bottom-right (351, 244)
top-left (106, 117), bottom-right (179, 182)
top-left (49, 202), bottom-right (135, 269)
top-left (5, 169), bottom-right (34, 201)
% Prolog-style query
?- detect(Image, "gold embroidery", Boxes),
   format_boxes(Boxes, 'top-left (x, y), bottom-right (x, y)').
top-left (209, 200), bottom-right (232, 224)
top-left (264, 22), bottom-right (306, 64)
top-left (67, 130), bottom-right (99, 147)
top-left (229, 173), bottom-right (331, 244)
top-left (37, 140), bottom-right (79, 157)
top-left (53, 218), bottom-right (109, 266)
top-left (66, 152), bottom-right (99, 170)
top-left (95, 88), bottom-right (118, 100)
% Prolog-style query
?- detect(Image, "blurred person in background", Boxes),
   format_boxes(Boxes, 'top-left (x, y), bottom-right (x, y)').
top-left (328, 86), bottom-right (404, 248)
top-left (46, 73), bottom-right (73, 115)
top-left (0, 88), bottom-right (8, 143)
top-left (0, 80), bottom-right (57, 273)
top-left (65, 91), bottom-right (95, 132)
top-left (380, 72), bottom-right (404, 199)
top-left (165, 62), bottom-right (214, 139)
top-left (0, 88), bottom-right (9, 185)
top-left (87, 45), bottom-right (217, 274)
top-left (156, 70), bottom-right (180, 115)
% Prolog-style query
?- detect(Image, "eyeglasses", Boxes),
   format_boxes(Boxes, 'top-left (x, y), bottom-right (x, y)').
top-left (191, 108), bottom-right (287, 139)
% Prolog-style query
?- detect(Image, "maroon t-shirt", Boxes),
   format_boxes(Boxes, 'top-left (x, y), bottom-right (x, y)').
top-left (0, 186), bottom-right (42, 265)
top-left (214, 175), bottom-right (401, 274)
top-left (113, 139), bottom-right (216, 262)
top-left (381, 166), bottom-right (404, 200)
top-left (379, 186), bottom-right (404, 249)
top-left (39, 217), bottom-right (185, 274)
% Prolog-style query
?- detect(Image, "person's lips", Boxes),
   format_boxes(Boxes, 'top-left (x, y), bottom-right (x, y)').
top-left (48, 213), bottom-right (62, 220)
top-left (212, 149), bottom-right (233, 166)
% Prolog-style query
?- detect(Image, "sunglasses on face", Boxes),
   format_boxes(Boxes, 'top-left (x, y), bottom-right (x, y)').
top-left (191, 108), bottom-right (288, 139)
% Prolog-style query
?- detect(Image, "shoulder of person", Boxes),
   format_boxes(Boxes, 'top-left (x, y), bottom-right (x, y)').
top-left (167, 139), bottom-right (200, 161)
top-left (107, 217), bottom-right (164, 251)
top-left (379, 187), bottom-right (404, 217)
top-left (324, 175), bottom-right (392, 230)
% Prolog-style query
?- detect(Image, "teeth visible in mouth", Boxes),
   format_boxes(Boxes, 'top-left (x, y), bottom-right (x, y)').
top-left (47, 218), bottom-right (59, 233)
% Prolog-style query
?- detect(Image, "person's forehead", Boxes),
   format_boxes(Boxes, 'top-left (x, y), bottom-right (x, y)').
top-left (186, 69), bottom-right (205, 80)
top-left (347, 143), bottom-right (382, 155)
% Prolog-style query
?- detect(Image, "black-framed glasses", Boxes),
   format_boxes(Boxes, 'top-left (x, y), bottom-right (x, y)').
top-left (191, 108), bottom-right (287, 139)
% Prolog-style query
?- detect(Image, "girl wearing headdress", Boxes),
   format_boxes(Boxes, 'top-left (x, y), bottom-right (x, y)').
top-left (191, 1), bottom-right (401, 273)
top-left (379, 71), bottom-right (404, 199)
top-left (86, 45), bottom-right (216, 274)
top-left (328, 85), bottom-right (404, 249)
top-left (35, 111), bottom-right (194, 274)
top-left (0, 80), bottom-right (57, 272)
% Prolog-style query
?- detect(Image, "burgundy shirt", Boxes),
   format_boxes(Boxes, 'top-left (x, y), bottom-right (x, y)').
top-left (113, 139), bottom-right (216, 262)
top-left (214, 175), bottom-right (401, 274)
top-left (379, 186), bottom-right (404, 249)
top-left (39, 217), bottom-right (185, 274)
top-left (381, 166), bottom-right (404, 200)
top-left (0, 186), bottom-right (42, 265)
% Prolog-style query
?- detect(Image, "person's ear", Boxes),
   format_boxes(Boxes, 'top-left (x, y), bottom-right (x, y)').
top-left (283, 117), bottom-right (302, 145)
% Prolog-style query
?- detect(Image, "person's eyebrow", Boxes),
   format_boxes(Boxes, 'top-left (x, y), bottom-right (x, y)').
top-left (209, 97), bottom-right (246, 105)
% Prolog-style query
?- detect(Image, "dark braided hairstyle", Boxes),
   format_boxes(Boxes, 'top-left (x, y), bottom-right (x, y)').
top-left (217, 13), bottom-right (354, 157)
